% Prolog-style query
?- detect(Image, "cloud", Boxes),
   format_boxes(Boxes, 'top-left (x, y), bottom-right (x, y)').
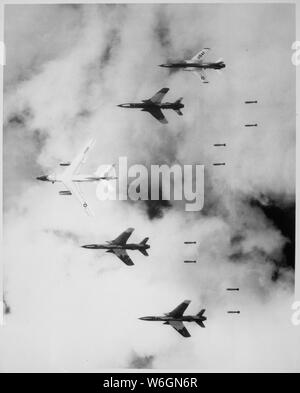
top-left (128, 353), bottom-right (155, 369)
top-left (1, 3), bottom-right (297, 372)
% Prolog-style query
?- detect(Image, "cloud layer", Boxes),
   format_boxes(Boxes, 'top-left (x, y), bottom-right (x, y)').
top-left (1, 4), bottom-right (298, 372)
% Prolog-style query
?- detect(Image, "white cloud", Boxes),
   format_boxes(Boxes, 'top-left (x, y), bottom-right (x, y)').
top-left (1, 3), bottom-right (298, 372)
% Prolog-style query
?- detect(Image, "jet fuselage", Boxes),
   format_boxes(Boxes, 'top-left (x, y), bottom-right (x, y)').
top-left (140, 315), bottom-right (207, 323)
top-left (160, 62), bottom-right (226, 70)
top-left (37, 174), bottom-right (115, 183)
top-left (118, 101), bottom-right (184, 110)
top-left (82, 243), bottom-right (150, 251)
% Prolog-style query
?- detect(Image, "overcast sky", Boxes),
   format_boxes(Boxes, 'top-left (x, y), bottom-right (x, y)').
top-left (1, 3), bottom-right (299, 372)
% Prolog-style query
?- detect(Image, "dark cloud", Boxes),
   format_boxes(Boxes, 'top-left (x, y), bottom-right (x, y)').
top-left (155, 6), bottom-right (172, 50)
top-left (128, 353), bottom-right (154, 369)
top-left (100, 29), bottom-right (121, 67)
top-left (4, 116), bottom-right (49, 210)
top-left (76, 109), bottom-right (92, 119)
top-left (250, 196), bottom-right (295, 270)
top-left (6, 108), bottom-right (33, 127)
top-left (4, 4), bottom-right (83, 88)
top-left (144, 198), bottom-right (172, 220)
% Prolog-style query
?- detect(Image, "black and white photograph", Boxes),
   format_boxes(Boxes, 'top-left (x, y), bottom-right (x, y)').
top-left (1, 0), bottom-right (300, 374)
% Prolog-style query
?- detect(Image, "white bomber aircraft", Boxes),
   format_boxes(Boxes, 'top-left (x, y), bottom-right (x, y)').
top-left (159, 48), bottom-right (225, 84)
top-left (36, 139), bottom-right (116, 216)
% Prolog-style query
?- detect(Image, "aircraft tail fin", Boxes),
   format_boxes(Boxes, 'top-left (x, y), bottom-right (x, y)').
top-left (140, 237), bottom-right (149, 245)
top-left (175, 97), bottom-right (183, 104)
top-left (139, 238), bottom-right (149, 256)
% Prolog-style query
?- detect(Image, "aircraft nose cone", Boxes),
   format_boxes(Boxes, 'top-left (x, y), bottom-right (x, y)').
top-left (118, 103), bottom-right (132, 108)
top-left (82, 244), bottom-right (98, 249)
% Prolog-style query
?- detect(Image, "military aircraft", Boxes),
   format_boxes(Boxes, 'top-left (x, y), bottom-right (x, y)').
top-left (118, 88), bottom-right (184, 124)
top-left (139, 300), bottom-right (207, 338)
top-left (81, 228), bottom-right (150, 266)
top-left (159, 48), bottom-right (225, 84)
top-left (36, 139), bottom-right (116, 216)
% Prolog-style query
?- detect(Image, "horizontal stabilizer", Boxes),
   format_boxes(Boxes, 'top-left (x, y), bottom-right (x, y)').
top-left (139, 249), bottom-right (149, 257)
top-left (175, 109), bottom-right (183, 116)
top-left (140, 237), bottom-right (149, 245)
top-left (196, 320), bottom-right (206, 328)
top-left (197, 309), bottom-right (206, 317)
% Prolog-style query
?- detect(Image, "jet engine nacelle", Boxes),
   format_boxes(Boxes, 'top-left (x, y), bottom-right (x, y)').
top-left (59, 191), bottom-right (72, 196)
top-left (60, 162), bottom-right (71, 167)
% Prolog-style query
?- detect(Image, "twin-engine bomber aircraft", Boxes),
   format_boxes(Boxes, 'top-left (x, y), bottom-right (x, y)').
top-left (139, 300), bottom-right (207, 338)
top-left (159, 48), bottom-right (225, 84)
top-left (82, 228), bottom-right (150, 266)
top-left (36, 139), bottom-right (116, 216)
top-left (118, 88), bottom-right (184, 124)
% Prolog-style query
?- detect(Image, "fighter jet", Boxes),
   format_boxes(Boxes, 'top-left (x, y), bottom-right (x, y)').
top-left (159, 48), bottom-right (225, 84)
top-left (81, 228), bottom-right (150, 266)
top-left (118, 88), bottom-right (184, 124)
top-left (36, 139), bottom-right (116, 216)
top-left (139, 300), bottom-right (207, 338)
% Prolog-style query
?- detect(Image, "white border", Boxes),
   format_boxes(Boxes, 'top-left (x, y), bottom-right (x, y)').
top-left (0, 1), bottom-right (4, 325)
top-left (0, 0), bottom-right (298, 368)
